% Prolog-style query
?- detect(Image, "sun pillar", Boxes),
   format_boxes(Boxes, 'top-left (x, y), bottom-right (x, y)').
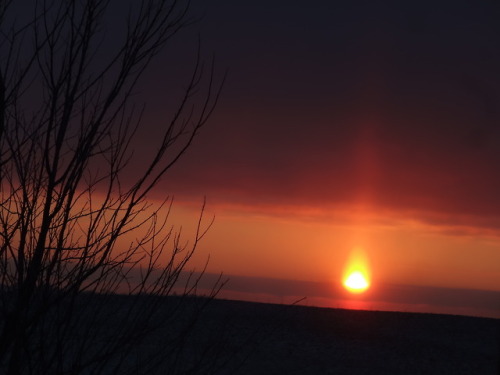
top-left (342, 248), bottom-right (371, 294)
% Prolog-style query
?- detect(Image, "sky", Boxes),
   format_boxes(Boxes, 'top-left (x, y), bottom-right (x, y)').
top-left (129, 0), bottom-right (500, 318)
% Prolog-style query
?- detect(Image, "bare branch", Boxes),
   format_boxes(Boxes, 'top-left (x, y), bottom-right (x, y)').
top-left (0, 1), bottom-right (224, 373)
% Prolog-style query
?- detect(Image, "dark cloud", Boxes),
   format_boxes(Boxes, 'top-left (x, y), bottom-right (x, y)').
top-left (134, 0), bottom-right (500, 227)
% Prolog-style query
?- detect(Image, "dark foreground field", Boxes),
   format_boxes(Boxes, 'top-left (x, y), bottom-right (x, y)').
top-left (7, 293), bottom-right (497, 374)
top-left (158, 297), bottom-right (500, 374)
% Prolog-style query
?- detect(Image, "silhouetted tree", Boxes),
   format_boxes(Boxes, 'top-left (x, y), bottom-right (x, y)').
top-left (0, 1), bottom-right (224, 373)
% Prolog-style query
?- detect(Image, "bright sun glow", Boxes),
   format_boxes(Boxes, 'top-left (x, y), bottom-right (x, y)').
top-left (344, 271), bottom-right (369, 293)
top-left (342, 248), bottom-right (371, 294)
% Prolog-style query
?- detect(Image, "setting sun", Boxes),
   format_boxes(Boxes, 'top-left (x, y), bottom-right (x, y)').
top-left (344, 271), bottom-right (370, 293)
top-left (342, 248), bottom-right (371, 294)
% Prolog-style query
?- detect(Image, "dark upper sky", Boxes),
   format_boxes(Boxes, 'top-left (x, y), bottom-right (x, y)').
top-left (137, 0), bottom-right (500, 229)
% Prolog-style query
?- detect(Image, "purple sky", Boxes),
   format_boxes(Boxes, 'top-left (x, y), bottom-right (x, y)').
top-left (126, 0), bottom-right (500, 233)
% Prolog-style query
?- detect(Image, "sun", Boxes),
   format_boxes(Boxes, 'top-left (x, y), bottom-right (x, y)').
top-left (343, 270), bottom-right (369, 293)
top-left (342, 248), bottom-right (371, 294)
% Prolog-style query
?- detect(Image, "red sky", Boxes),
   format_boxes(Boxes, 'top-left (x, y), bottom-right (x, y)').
top-left (124, 0), bottom-right (500, 317)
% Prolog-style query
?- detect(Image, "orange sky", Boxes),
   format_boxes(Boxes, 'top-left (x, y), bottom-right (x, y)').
top-left (150, 199), bottom-right (498, 319)
top-left (169, 201), bottom-right (500, 293)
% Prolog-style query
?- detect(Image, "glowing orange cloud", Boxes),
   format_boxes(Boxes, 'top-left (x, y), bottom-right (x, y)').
top-left (342, 248), bottom-right (371, 294)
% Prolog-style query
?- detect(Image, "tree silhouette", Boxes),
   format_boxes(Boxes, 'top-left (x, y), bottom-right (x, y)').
top-left (0, 1), bottom-right (224, 373)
